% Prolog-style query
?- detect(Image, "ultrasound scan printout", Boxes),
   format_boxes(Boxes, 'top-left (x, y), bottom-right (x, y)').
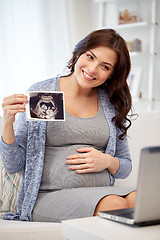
top-left (26, 91), bottom-right (65, 121)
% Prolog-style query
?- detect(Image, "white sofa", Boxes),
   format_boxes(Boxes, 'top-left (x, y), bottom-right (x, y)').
top-left (0, 111), bottom-right (160, 240)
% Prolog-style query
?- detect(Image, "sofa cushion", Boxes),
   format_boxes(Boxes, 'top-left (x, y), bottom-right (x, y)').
top-left (0, 158), bottom-right (2, 210)
top-left (0, 116), bottom-right (22, 216)
top-left (0, 156), bottom-right (22, 216)
top-left (115, 110), bottom-right (160, 188)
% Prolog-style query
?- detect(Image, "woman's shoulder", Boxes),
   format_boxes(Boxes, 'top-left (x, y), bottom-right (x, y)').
top-left (28, 76), bottom-right (58, 91)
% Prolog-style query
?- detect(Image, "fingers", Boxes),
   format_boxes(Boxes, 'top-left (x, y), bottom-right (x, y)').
top-left (67, 161), bottom-right (95, 174)
top-left (75, 168), bottom-right (95, 174)
top-left (66, 151), bottom-right (90, 166)
top-left (65, 157), bottom-right (87, 165)
top-left (65, 154), bottom-right (95, 173)
top-left (2, 94), bottom-right (28, 112)
top-left (68, 163), bottom-right (89, 171)
top-left (76, 147), bottom-right (93, 153)
top-left (65, 147), bottom-right (107, 174)
top-left (4, 104), bottom-right (26, 115)
top-left (2, 94), bottom-right (28, 107)
top-left (68, 163), bottom-right (95, 173)
top-left (65, 154), bottom-right (92, 173)
top-left (2, 94), bottom-right (28, 124)
top-left (66, 147), bottom-right (93, 161)
top-left (65, 148), bottom-right (94, 172)
top-left (66, 153), bottom-right (87, 161)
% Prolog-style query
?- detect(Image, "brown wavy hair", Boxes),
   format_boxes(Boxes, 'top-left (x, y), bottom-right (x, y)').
top-left (66, 29), bottom-right (132, 139)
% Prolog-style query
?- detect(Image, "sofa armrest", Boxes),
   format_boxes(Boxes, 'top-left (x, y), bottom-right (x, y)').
top-left (115, 111), bottom-right (160, 188)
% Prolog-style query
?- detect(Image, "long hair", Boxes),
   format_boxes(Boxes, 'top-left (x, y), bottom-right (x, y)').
top-left (66, 29), bottom-right (132, 139)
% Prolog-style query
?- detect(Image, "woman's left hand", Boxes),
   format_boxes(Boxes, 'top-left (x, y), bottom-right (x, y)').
top-left (65, 147), bottom-right (110, 174)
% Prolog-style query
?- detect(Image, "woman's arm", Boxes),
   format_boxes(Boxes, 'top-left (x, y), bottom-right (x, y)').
top-left (65, 128), bottom-right (131, 178)
top-left (112, 127), bottom-right (132, 179)
top-left (65, 147), bottom-right (120, 175)
top-left (2, 94), bottom-right (27, 143)
top-left (0, 94), bottom-right (28, 174)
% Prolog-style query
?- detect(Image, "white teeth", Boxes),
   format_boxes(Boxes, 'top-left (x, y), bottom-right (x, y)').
top-left (83, 71), bottom-right (94, 80)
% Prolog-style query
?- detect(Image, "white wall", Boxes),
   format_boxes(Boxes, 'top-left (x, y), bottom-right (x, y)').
top-left (0, 0), bottom-right (94, 115)
top-left (0, 0), bottom-right (69, 109)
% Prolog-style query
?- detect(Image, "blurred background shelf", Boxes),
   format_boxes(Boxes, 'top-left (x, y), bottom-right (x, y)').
top-left (95, 0), bottom-right (159, 111)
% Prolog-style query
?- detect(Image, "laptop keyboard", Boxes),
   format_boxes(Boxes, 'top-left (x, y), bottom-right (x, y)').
top-left (119, 208), bottom-right (134, 219)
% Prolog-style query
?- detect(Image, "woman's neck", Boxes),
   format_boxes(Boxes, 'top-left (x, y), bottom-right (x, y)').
top-left (59, 75), bottom-right (99, 118)
top-left (60, 74), bottom-right (97, 98)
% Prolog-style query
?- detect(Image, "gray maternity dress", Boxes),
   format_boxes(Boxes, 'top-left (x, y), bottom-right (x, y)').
top-left (32, 78), bottom-right (134, 222)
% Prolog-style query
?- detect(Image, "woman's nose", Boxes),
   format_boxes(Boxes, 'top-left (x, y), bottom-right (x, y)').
top-left (88, 62), bottom-right (98, 74)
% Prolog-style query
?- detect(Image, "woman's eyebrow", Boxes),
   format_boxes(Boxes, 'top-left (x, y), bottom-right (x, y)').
top-left (89, 50), bottom-right (114, 68)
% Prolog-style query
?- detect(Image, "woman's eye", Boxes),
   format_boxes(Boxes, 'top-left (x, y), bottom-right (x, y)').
top-left (87, 54), bottom-right (93, 60)
top-left (102, 65), bottom-right (109, 71)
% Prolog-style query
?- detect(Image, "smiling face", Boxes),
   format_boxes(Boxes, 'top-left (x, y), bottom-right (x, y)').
top-left (73, 46), bottom-right (117, 89)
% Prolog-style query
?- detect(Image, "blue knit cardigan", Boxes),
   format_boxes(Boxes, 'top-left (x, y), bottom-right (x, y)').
top-left (0, 76), bottom-right (132, 221)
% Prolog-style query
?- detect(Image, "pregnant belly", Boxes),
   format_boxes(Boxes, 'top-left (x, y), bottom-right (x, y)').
top-left (40, 145), bottom-right (110, 190)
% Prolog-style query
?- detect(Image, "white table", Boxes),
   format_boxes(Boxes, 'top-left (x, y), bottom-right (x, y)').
top-left (62, 216), bottom-right (160, 240)
top-left (0, 219), bottom-right (63, 240)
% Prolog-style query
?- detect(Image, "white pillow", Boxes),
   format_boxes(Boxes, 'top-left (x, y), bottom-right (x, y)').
top-left (0, 156), bottom-right (22, 217)
top-left (0, 116), bottom-right (22, 217)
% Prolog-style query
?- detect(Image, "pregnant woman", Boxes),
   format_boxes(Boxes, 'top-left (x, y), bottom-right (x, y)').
top-left (0, 29), bottom-right (136, 222)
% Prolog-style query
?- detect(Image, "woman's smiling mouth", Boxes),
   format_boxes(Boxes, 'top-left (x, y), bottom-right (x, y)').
top-left (82, 70), bottom-right (96, 81)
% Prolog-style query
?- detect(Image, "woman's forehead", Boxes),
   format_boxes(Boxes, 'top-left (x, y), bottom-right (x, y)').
top-left (87, 46), bottom-right (117, 66)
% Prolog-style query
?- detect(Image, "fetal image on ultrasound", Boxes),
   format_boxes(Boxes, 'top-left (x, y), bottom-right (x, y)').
top-left (26, 91), bottom-right (65, 121)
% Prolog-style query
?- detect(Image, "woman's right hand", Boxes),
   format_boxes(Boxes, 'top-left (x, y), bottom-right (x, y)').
top-left (2, 94), bottom-right (28, 126)
top-left (2, 94), bottom-right (28, 144)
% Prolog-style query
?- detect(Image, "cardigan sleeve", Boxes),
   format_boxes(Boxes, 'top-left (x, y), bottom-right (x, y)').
top-left (0, 112), bottom-right (28, 174)
top-left (112, 127), bottom-right (132, 179)
top-left (99, 87), bottom-right (132, 182)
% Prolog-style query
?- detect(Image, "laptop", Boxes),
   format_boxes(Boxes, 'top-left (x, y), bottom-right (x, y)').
top-left (98, 146), bottom-right (160, 226)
